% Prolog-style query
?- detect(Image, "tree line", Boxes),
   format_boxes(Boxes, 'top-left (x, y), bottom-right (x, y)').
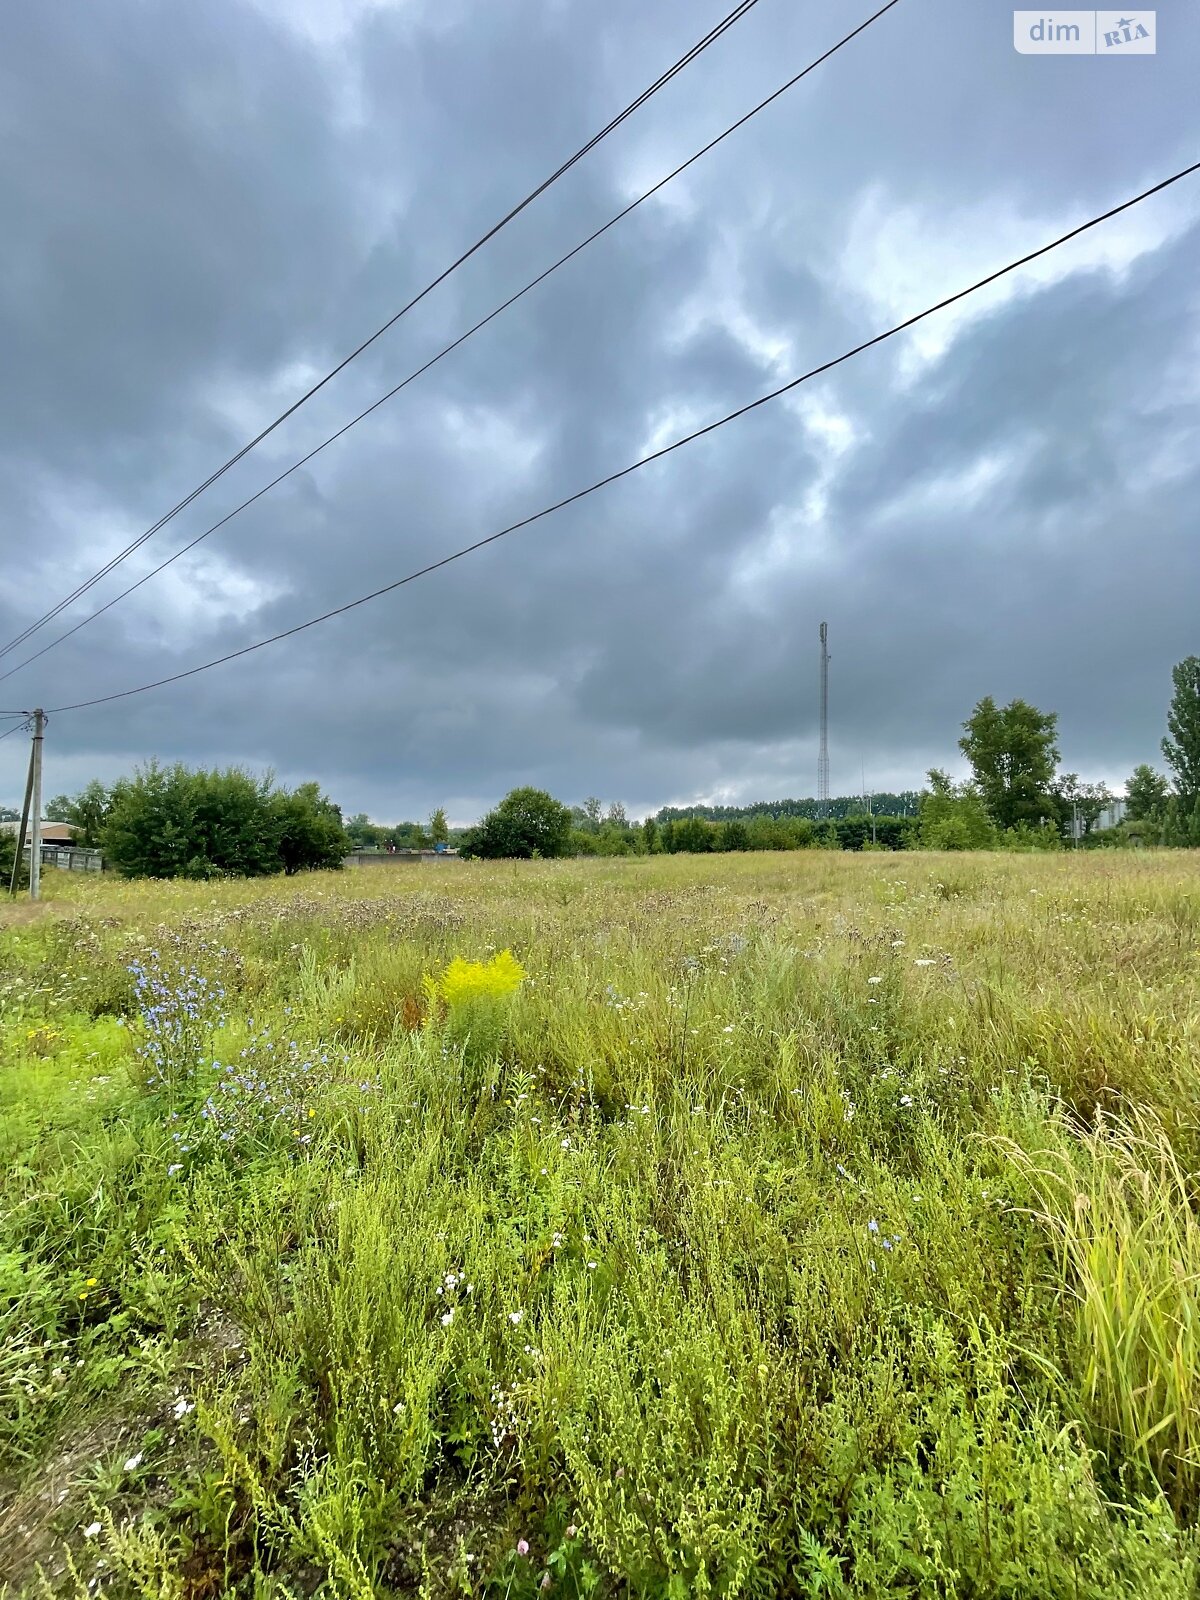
top-left (15, 655), bottom-right (1198, 876)
top-left (459, 655), bottom-right (1200, 858)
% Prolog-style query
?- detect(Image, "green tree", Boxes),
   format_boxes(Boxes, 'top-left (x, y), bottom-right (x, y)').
top-left (959, 697), bottom-right (1060, 830)
top-left (579, 797), bottom-right (603, 833)
top-left (272, 783), bottom-right (348, 874)
top-left (43, 780), bottom-right (111, 847)
top-left (1162, 656), bottom-right (1200, 805)
top-left (464, 787), bottom-right (573, 860)
top-left (104, 764), bottom-right (199, 879)
top-left (595, 820), bottom-right (634, 856)
top-left (429, 807), bottom-right (450, 846)
top-left (918, 769), bottom-right (997, 851)
top-left (1125, 763), bottom-right (1170, 823)
top-left (103, 763), bottom-right (345, 880)
top-left (671, 816), bottom-right (715, 853)
top-left (0, 826), bottom-right (27, 890)
top-left (1051, 773), bottom-right (1112, 838)
top-left (718, 820), bottom-right (751, 852)
top-left (641, 816), bottom-right (661, 854)
top-left (345, 812), bottom-right (386, 849)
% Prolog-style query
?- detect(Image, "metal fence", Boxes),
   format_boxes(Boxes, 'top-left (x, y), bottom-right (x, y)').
top-left (343, 850), bottom-right (463, 867)
top-left (26, 844), bottom-right (105, 873)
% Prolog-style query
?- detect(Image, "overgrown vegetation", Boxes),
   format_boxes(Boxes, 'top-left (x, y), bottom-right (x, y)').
top-left (3, 850), bottom-right (1199, 1598)
top-left (44, 764), bottom-right (348, 879)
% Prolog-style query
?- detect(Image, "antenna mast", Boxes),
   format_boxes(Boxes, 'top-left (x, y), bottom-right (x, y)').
top-left (818, 622), bottom-right (830, 819)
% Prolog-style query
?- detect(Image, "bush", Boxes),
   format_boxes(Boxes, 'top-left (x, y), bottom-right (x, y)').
top-left (0, 827), bottom-right (28, 890)
top-left (462, 787), bottom-right (573, 860)
top-left (919, 770), bottom-right (997, 850)
top-left (102, 762), bottom-right (347, 880)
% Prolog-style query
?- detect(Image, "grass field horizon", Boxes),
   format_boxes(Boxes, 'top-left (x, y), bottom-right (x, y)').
top-left (3, 850), bottom-right (1199, 1598)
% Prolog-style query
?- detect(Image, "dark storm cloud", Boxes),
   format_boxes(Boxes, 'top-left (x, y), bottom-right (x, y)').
top-left (1, 0), bottom-right (1197, 819)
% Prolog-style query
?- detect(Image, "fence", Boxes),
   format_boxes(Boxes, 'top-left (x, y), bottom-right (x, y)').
top-left (25, 844), bottom-right (105, 873)
top-left (343, 850), bottom-right (463, 867)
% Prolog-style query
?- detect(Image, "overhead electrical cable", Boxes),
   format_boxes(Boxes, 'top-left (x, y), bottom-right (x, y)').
top-left (0, 0), bottom-right (904, 688)
top-left (45, 158), bottom-right (1200, 718)
top-left (0, 0), bottom-right (763, 663)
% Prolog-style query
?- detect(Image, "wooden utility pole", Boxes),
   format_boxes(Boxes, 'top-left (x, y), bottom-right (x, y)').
top-left (29, 709), bottom-right (45, 901)
top-left (9, 726), bottom-right (34, 897)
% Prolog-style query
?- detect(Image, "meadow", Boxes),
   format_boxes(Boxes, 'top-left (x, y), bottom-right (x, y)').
top-left (1, 850), bottom-right (1199, 1599)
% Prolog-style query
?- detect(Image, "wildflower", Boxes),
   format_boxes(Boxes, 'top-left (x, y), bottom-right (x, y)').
top-left (867, 1219), bottom-right (880, 1234)
top-left (867, 976), bottom-right (883, 985)
top-left (172, 1397), bottom-right (194, 1419)
top-left (586, 1261), bottom-right (597, 1271)
top-left (167, 1163), bottom-right (183, 1176)
top-left (541, 1575), bottom-right (552, 1591)
top-left (86, 1277), bottom-right (98, 1288)
top-left (566, 1525), bottom-right (577, 1539)
top-left (123, 1452), bottom-right (143, 1472)
top-left (516, 1539), bottom-right (530, 1557)
top-left (83, 1522), bottom-right (102, 1539)
top-left (913, 959), bottom-right (936, 967)
top-left (509, 1311), bottom-right (524, 1325)
top-left (899, 1094), bottom-right (913, 1107)
top-left (441, 1310), bottom-right (455, 1327)
top-left (393, 1400), bottom-right (405, 1414)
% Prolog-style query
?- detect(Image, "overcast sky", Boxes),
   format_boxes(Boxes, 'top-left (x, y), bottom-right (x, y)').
top-left (1, 0), bottom-right (1196, 823)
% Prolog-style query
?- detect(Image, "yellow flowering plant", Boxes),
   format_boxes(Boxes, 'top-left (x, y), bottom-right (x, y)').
top-left (423, 949), bottom-right (525, 1010)
top-left (422, 950), bottom-right (525, 1057)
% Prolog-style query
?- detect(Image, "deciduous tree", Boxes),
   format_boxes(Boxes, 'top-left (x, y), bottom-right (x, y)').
top-left (464, 787), bottom-right (573, 859)
top-left (1162, 656), bottom-right (1200, 804)
top-left (958, 697), bottom-right (1060, 830)
top-left (1124, 763), bottom-right (1169, 822)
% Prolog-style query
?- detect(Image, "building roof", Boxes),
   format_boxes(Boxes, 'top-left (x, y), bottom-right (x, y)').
top-left (0, 820), bottom-right (78, 841)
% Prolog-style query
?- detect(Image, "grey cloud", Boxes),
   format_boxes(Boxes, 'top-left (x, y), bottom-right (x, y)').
top-left (2, 0), bottom-right (1198, 819)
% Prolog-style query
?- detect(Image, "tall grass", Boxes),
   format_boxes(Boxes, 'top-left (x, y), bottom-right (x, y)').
top-left (1004, 1105), bottom-right (1200, 1509)
top-left (2, 851), bottom-right (1199, 1598)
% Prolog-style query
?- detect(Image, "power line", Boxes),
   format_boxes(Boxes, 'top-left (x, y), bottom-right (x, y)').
top-left (0, 0), bottom-right (762, 666)
top-left (0, 0), bottom-right (903, 690)
top-left (45, 158), bottom-right (1200, 718)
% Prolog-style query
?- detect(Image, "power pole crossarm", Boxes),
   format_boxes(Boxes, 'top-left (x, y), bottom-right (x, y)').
top-left (29, 709), bottom-right (45, 901)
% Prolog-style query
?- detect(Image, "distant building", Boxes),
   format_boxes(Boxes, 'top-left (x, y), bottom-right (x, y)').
top-left (1093, 799), bottom-right (1127, 831)
top-left (0, 820), bottom-right (79, 843)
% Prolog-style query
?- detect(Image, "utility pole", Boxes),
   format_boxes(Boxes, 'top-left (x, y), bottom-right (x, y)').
top-left (862, 758), bottom-right (876, 846)
top-left (29, 709), bottom-right (45, 901)
top-left (9, 727), bottom-right (34, 897)
top-left (817, 622), bottom-right (830, 820)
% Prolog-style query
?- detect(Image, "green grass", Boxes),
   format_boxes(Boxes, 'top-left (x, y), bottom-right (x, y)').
top-left (2, 851), bottom-right (1199, 1598)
